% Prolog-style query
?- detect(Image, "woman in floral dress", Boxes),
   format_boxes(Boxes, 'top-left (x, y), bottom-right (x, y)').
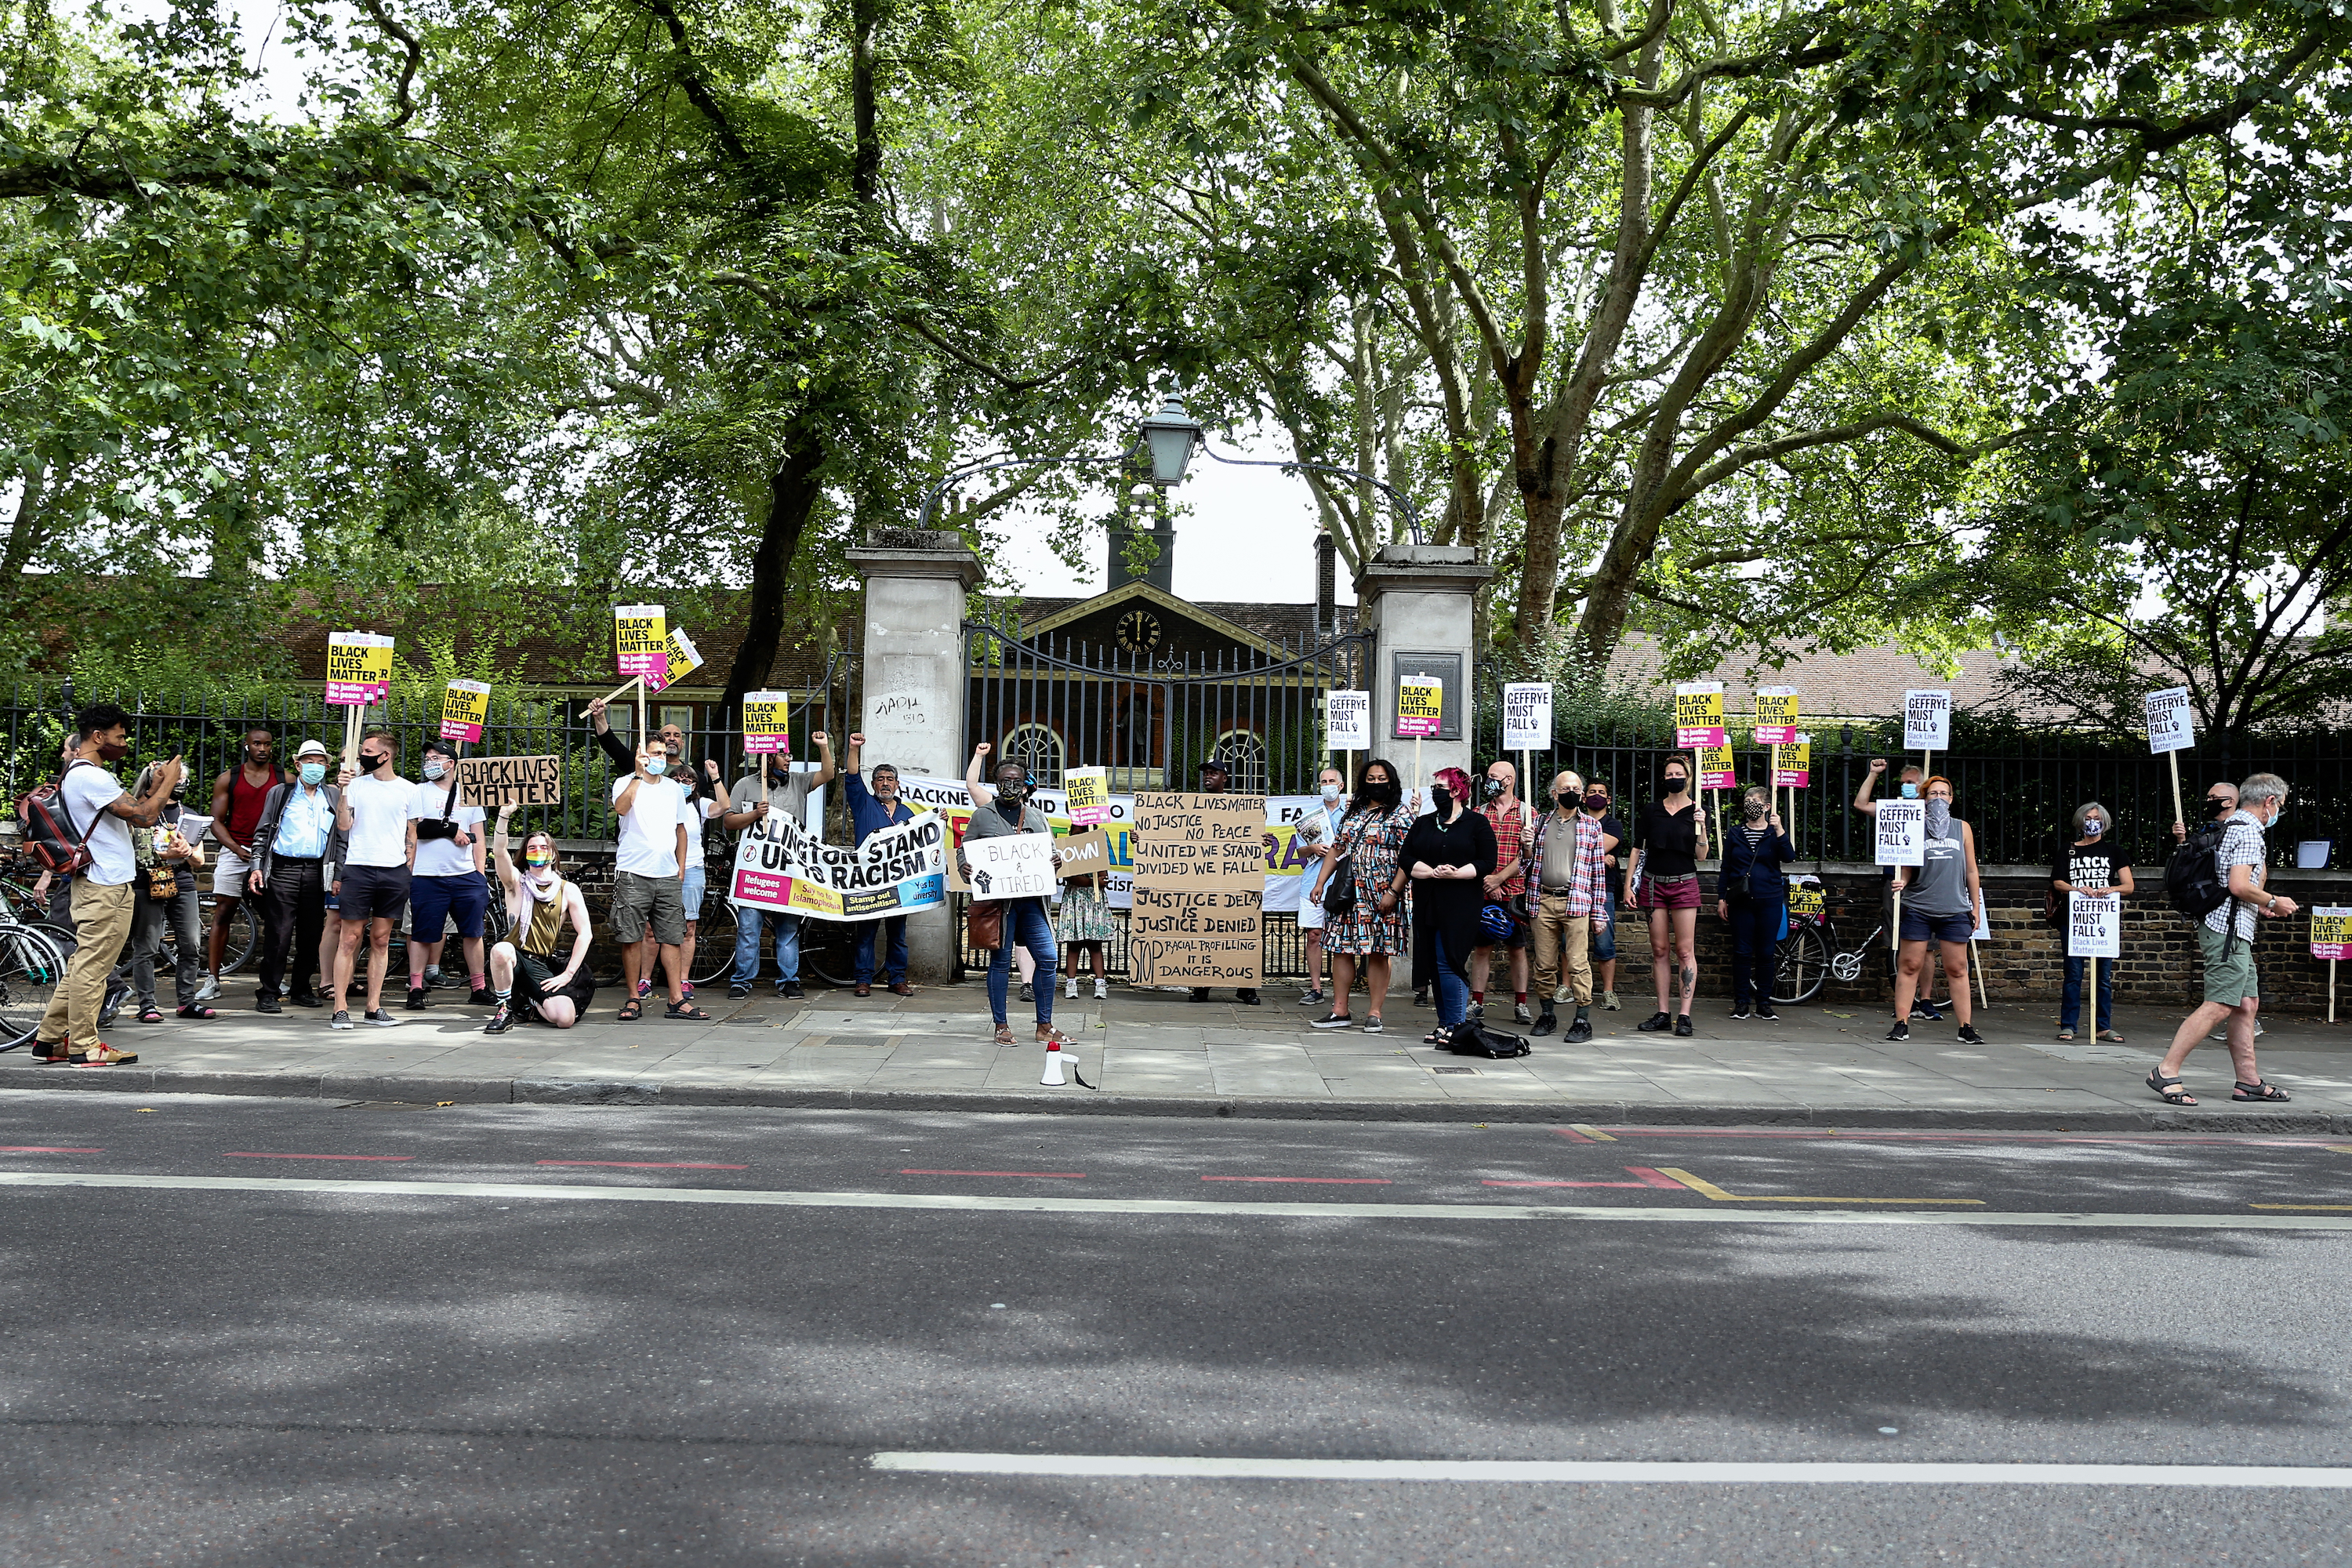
top-left (1305, 757), bottom-right (1411, 1033)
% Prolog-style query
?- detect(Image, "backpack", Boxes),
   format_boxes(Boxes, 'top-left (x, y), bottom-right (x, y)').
top-left (16, 759), bottom-right (96, 876)
top-left (1447, 1016), bottom-right (1532, 1060)
top-left (2164, 820), bottom-right (2234, 924)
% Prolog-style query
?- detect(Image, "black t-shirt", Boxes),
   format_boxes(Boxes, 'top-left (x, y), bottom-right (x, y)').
top-left (1599, 812), bottom-right (1628, 896)
top-left (1638, 800), bottom-right (1701, 877)
top-left (2053, 842), bottom-right (2129, 894)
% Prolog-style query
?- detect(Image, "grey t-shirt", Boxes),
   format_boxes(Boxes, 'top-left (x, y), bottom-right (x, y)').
top-left (731, 771), bottom-right (813, 835)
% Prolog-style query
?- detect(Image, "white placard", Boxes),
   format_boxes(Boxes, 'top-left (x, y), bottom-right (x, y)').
top-left (1903, 689), bottom-right (1951, 751)
top-left (963, 832), bottom-right (1058, 901)
top-left (2068, 891), bottom-right (2121, 959)
top-left (1501, 683), bottom-right (1552, 751)
top-left (1325, 690), bottom-right (1371, 753)
top-left (2145, 687), bottom-right (2196, 755)
top-left (1875, 800), bottom-right (1926, 867)
top-left (1972, 890), bottom-right (1991, 942)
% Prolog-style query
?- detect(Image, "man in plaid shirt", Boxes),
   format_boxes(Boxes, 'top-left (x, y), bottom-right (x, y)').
top-left (1529, 769), bottom-right (1614, 1043)
top-left (1472, 760), bottom-right (1535, 1022)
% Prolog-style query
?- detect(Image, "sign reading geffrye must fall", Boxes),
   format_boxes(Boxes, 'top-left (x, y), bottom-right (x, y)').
top-left (1128, 791), bottom-right (1265, 986)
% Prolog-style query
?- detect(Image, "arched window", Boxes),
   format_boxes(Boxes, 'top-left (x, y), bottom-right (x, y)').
top-left (1001, 723), bottom-right (1066, 787)
top-left (1212, 728), bottom-right (1268, 795)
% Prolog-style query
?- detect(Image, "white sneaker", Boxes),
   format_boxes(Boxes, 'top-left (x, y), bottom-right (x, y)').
top-left (1093, 978), bottom-right (1107, 1000)
top-left (2209, 1021), bottom-right (2267, 1040)
top-left (193, 975), bottom-right (222, 1004)
top-left (1065, 977), bottom-right (1079, 999)
top-left (1513, 1002), bottom-right (1533, 1025)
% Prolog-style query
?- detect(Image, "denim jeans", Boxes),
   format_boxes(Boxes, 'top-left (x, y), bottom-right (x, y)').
top-left (116, 887), bottom-right (204, 1008)
top-left (987, 899), bottom-right (1056, 1025)
top-left (731, 905), bottom-right (800, 986)
top-left (1590, 896), bottom-right (1617, 964)
top-left (2060, 952), bottom-right (2114, 1032)
top-left (855, 916), bottom-right (909, 985)
top-left (1726, 898), bottom-right (1784, 1008)
top-left (1430, 927), bottom-right (1471, 1028)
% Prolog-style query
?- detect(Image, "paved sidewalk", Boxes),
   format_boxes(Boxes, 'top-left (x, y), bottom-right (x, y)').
top-left (6, 981), bottom-right (2350, 1129)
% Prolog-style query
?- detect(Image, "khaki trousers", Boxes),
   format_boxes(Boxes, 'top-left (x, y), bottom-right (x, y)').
top-left (1529, 891), bottom-right (1593, 1007)
top-left (42, 878), bottom-right (136, 1050)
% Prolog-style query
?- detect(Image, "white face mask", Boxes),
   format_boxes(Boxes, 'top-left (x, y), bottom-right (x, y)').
top-left (423, 761), bottom-right (447, 780)
top-left (1320, 783), bottom-right (1341, 802)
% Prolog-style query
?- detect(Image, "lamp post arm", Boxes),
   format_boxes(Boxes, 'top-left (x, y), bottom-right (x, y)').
top-left (1194, 444), bottom-right (1425, 545)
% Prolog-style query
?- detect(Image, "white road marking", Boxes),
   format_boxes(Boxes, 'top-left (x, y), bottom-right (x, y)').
top-left (2, 1171), bottom-right (2351, 1231)
top-left (869, 1453), bottom-right (2352, 1486)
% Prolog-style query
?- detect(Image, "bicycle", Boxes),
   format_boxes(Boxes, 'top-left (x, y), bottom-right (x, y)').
top-left (1771, 877), bottom-right (1885, 1006)
top-left (0, 916), bottom-right (68, 1051)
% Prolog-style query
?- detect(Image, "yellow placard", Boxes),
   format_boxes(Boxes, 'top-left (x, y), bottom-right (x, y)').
top-left (1698, 742), bottom-right (1735, 791)
top-left (743, 691), bottom-right (791, 755)
top-left (438, 679), bottom-right (492, 742)
top-left (1065, 766), bottom-right (1110, 826)
top-left (1396, 676), bottom-right (1444, 739)
top-left (1788, 883), bottom-right (1825, 916)
top-left (2312, 907), bottom-right (2352, 960)
top-left (1674, 682), bottom-right (1726, 748)
top-left (651, 627), bottom-right (702, 692)
top-left (615, 604), bottom-right (666, 677)
top-left (1755, 687), bottom-right (1800, 743)
top-left (324, 632), bottom-right (394, 706)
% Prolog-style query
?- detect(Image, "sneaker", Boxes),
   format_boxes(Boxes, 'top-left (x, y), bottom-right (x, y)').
top-left (1913, 999), bottom-right (1944, 1022)
top-left (363, 1009), bottom-right (399, 1027)
top-left (406, 986), bottom-right (428, 1011)
top-left (194, 975), bottom-right (222, 1004)
top-left (466, 988), bottom-right (497, 1008)
top-left (1727, 1004), bottom-right (1753, 1021)
top-left (1565, 1015), bottom-right (1593, 1044)
top-left (288, 989), bottom-right (325, 1009)
top-left (1755, 1004), bottom-right (1780, 1022)
top-left (1513, 1002), bottom-right (1532, 1025)
top-left (1299, 988), bottom-right (1324, 1006)
top-left (1602, 990), bottom-right (1620, 1011)
top-left (1673, 1014), bottom-right (1694, 1037)
top-left (1360, 1017), bottom-right (1383, 1034)
top-left (781, 982), bottom-right (804, 1000)
top-left (1956, 1024), bottom-right (1985, 1045)
top-left (330, 1011), bottom-right (354, 1031)
top-left (1886, 1021), bottom-right (1911, 1042)
top-left (1309, 1012), bottom-right (1357, 1029)
top-left (255, 993), bottom-right (283, 1015)
top-left (729, 983), bottom-right (750, 1000)
top-left (1531, 1010), bottom-right (1557, 1036)
top-left (66, 1044), bottom-right (136, 1066)
top-left (1019, 981), bottom-right (1033, 1003)
top-left (98, 981), bottom-right (128, 1029)
top-left (1093, 978), bottom-right (1107, 1000)
top-left (2209, 1022), bottom-right (2267, 1040)
top-left (1237, 989), bottom-right (1261, 1006)
top-left (482, 1003), bottom-right (516, 1034)
top-left (1636, 1011), bottom-right (1672, 1032)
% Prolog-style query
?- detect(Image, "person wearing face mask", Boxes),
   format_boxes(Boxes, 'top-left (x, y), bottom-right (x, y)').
top-left (1396, 766), bottom-right (1499, 1044)
top-left (2051, 801), bottom-right (2133, 1041)
top-left (198, 726), bottom-right (280, 1004)
top-left (1715, 785), bottom-right (1798, 1022)
top-left (1468, 760), bottom-right (1533, 1023)
top-left (328, 728), bottom-right (416, 1030)
top-left (2149, 772), bottom-right (2297, 1106)
top-left (401, 739), bottom-right (492, 1011)
top-left (1886, 775), bottom-right (1985, 1045)
top-left (1856, 757), bottom-right (1944, 1018)
top-left (1293, 767), bottom-right (1348, 1007)
top-left (840, 733), bottom-right (916, 997)
top-left (611, 738), bottom-right (706, 1021)
top-left (1627, 752), bottom-right (1709, 1036)
top-left (481, 808), bottom-right (596, 1032)
top-left (724, 731), bottom-right (837, 1000)
top-left (1308, 759), bottom-right (1413, 1033)
top-left (2171, 782), bottom-right (2266, 1041)
top-left (110, 760), bottom-right (212, 1025)
top-left (1585, 779), bottom-right (1627, 1010)
top-left (963, 742), bottom-right (1067, 1048)
top-left (246, 739), bottom-right (342, 1014)
top-left (1527, 770), bottom-right (1616, 1042)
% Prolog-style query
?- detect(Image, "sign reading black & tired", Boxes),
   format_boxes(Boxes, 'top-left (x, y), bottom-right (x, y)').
top-left (458, 754), bottom-right (564, 808)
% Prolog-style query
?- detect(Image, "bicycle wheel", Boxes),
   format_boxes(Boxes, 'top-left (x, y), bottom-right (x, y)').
top-left (0, 878), bottom-right (52, 925)
top-left (0, 925), bottom-right (66, 1050)
top-left (199, 894), bottom-right (259, 973)
top-left (802, 924), bottom-right (861, 989)
top-left (1772, 924), bottom-right (1830, 1005)
top-left (691, 898), bottom-right (738, 987)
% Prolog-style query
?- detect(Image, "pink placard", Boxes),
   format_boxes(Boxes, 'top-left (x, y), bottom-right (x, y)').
top-left (2314, 941), bottom-right (2349, 961)
top-left (439, 718), bottom-right (483, 742)
top-left (1773, 766), bottom-right (1809, 788)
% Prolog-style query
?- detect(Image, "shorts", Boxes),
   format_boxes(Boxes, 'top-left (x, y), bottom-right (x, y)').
top-left (681, 864), bottom-right (706, 922)
top-left (410, 870), bottom-right (490, 942)
top-left (2198, 922), bottom-right (2259, 1007)
top-left (337, 864), bottom-right (412, 923)
top-left (612, 867), bottom-right (686, 946)
top-left (514, 949), bottom-right (598, 1018)
top-left (212, 846), bottom-right (253, 896)
top-left (1900, 908), bottom-right (1974, 945)
top-left (1297, 884), bottom-right (1326, 931)
top-left (1639, 875), bottom-right (1702, 911)
top-left (1476, 909), bottom-right (1530, 949)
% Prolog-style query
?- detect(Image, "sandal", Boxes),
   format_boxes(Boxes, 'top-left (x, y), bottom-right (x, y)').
top-left (992, 1024), bottom-right (1017, 1046)
top-left (1036, 1026), bottom-right (1073, 1047)
top-left (2146, 1069), bottom-right (2196, 1106)
top-left (2056, 1028), bottom-right (2076, 1041)
top-left (2097, 1029), bottom-right (2126, 1044)
top-left (135, 1006), bottom-right (165, 1025)
top-left (1422, 1027), bottom-right (1452, 1045)
top-left (2233, 1080), bottom-right (2292, 1102)
top-left (665, 1000), bottom-right (710, 1022)
top-left (176, 1004), bottom-right (216, 1020)
top-left (617, 998), bottom-right (644, 1022)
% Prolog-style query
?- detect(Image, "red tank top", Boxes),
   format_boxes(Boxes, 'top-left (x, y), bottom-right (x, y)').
top-left (226, 764), bottom-right (281, 847)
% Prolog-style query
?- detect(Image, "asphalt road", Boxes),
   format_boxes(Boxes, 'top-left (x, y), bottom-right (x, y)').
top-left (3, 1092), bottom-right (2350, 1566)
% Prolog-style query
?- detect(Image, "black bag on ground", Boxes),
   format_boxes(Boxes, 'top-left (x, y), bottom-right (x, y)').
top-left (2164, 821), bottom-right (2233, 923)
top-left (1446, 1016), bottom-right (1531, 1059)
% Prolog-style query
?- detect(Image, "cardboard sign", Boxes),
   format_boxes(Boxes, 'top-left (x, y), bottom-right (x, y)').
top-left (1326, 690), bottom-right (1371, 752)
top-left (325, 632), bottom-right (394, 706)
top-left (649, 627), bottom-right (702, 694)
top-left (615, 604), bottom-right (666, 678)
top-left (2311, 906), bottom-right (2352, 961)
top-left (1673, 681), bottom-right (1726, 748)
top-left (1065, 767), bottom-right (1111, 826)
top-left (742, 691), bottom-right (792, 755)
top-left (1133, 792), bottom-right (1267, 887)
top-left (729, 809), bottom-right (946, 923)
top-left (964, 830), bottom-right (1058, 901)
top-left (438, 679), bottom-right (491, 743)
top-left (1755, 687), bottom-right (1800, 745)
top-left (2146, 687), bottom-right (2195, 755)
top-left (1973, 890), bottom-right (1991, 942)
top-left (1697, 742), bottom-right (1735, 793)
top-left (1501, 683), bottom-right (1552, 751)
top-left (1395, 675), bottom-right (1443, 739)
top-left (1131, 789), bottom-right (1263, 986)
top-left (1903, 689), bottom-right (1951, 751)
top-left (1875, 799), bottom-right (1925, 867)
top-left (1773, 732), bottom-right (1811, 789)
top-left (2068, 891), bottom-right (2121, 959)
top-left (1055, 827), bottom-right (1113, 880)
top-left (1129, 887), bottom-right (1265, 985)
top-left (457, 754), bottom-right (564, 808)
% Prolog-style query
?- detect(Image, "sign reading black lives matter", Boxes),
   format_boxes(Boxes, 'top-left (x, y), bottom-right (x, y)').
top-left (458, 755), bottom-right (564, 808)
top-left (1129, 791), bottom-right (1265, 986)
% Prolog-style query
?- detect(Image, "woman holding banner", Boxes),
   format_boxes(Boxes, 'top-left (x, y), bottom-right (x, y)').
top-left (1887, 777), bottom-right (1986, 1045)
top-left (2052, 802), bottom-right (2132, 1042)
top-left (1308, 759), bottom-right (1413, 1034)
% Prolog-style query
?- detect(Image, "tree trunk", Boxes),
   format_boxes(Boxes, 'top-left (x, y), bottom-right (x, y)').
top-left (850, 0), bottom-right (880, 203)
top-left (720, 430), bottom-right (827, 731)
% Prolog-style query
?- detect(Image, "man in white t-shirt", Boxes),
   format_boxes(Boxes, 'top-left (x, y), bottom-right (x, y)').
top-left (404, 739), bottom-right (492, 1011)
top-left (612, 741), bottom-right (703, 1019)
top-left (330, 728), bottom-right (416, 1029)
top-left (33, 703), bottom-right (183, 1065)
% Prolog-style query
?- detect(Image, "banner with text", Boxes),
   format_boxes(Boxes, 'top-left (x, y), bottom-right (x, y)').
top-left (439, 680), bottom-right (492, 743)
top-left (2311, 907), bottom-right (2352, 961)
top-left (1755, 687), bottom-right (1800, 745)
top-left (1129, 790), bottom-right (1265, 986)
top-left (2145, 687), bottom-right (2196, 755)
top-left (728, 809), bottom-right (947, 922)
top-left (458, 754), bottom-right (564, 810)
top-left (1326, 690), bottom-right (1371, 753)
top-left (1875, 800), bottom-right (1925, 867)
top-left (614, 604), bottom-right (666, 679)
top-left (742, 692), bottom-right (792, 754)
top-left (1673, 682), bottom-right (1726, 749)
top-left (1065, 767), bottom-right (1111, 826)
top-left (1501, 683), bottom-right (1552, 751)
top-left (1773, 732), bottom-right (1811, 789)
top-left (2068, 891), bottom-right (2122, 959)
top-left (1903, 689), bottom-right (1951, 752)
top-left (1698, 742), bottom-right (1735, 793)
top-left (1395, 676), bottom-right (1443, 739)
top-left (650, 627), bottom-right (702, 693)
top-left (325, 632), bottom-right (394, 706)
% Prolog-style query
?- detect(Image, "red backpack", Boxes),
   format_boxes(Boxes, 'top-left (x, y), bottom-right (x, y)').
top-left (16, 759), bottom-right (97, 876)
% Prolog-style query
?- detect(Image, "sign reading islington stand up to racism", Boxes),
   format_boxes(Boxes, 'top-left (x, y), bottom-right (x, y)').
top-left (728, 809), bottom-right (949, 921)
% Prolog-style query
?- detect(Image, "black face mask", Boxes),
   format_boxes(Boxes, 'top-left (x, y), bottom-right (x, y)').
top-left (1664, 776), bottom-right (1688, 797)
top-left (2207, 797), bottom-right (2234, 818)
top-left (1557, 793), bottom-right (1577, 811)
top-left (360, 752), bottom-right (388, 773)
top-left (1481, 779), bottom-right (1504, 800)
top-left (996, 789), bottom-right (1025, 819)
top-left (1430, 786), bottom-right (1454, 815)
top-left (1360, 775), bottom-right (1398, 808)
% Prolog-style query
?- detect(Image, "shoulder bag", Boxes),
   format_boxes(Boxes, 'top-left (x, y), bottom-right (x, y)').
top-left (967, 898), bottom-right (1004, 950)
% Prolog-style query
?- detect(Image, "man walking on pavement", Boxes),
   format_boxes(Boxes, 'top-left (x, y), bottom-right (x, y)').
top-left (1469, 759), bottom-right (1532, 1022)
top-left (198, 726), bottom-right (278, 1003)
top-left (1188, 757), bottom-right (1261, 1005)
top-left (840, 733), bottom-right (915, 997)
top-left (2148, 773), bottom-right (2297, 1106)
top-left (1527, 770), bottom-right (1613, 1043)
top-left (248, 739), bottom-right (340, 1013)
top-left (2172, 779), bottom-right (2263, 1041)
top-left (724, 731), bottom-right (836, 1000)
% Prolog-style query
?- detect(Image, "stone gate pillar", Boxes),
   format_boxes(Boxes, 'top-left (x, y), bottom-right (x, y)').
top-left (1356, 544), bottom-right (1493, 789)
top-left (848, 528), bottom-right (983, 985)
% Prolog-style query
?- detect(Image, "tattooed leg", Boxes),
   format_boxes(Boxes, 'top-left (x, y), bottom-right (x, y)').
top-left (1679, 962), bottom-right (1698, 1012)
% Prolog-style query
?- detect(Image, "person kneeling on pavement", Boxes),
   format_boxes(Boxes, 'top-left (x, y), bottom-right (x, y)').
top-left (482, 806), bottom-right (597, 1032)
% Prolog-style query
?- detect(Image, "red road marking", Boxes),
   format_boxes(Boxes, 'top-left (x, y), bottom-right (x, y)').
top-left (223, 1152), bottom-right (414, 1162)
top-left (1202, 1176), bottom-right (1392, 1185)
top-left (536, 1160), bottom-right (749, 1171)
top-left (1595, 1128), bottom-right (2343, 1147)
top-left (1623, 1167), bottom-right (1691, 1189)
top-left (900, 1169), bottom-right (1086, 1179)
top-left (1554, 1127), bottom-right (1597, 1143)
top-left (0, 1146), bottom-right (100, 1154)
top-left (1483, 1179), bottom-right (1651, 1189)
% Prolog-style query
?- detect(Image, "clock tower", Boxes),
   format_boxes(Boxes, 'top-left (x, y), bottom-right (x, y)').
top-left (1103, 514), bottom-right (1176, 594)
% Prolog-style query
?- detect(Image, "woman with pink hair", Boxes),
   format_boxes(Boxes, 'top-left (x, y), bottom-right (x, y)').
top-left (1398, 765), bottom-right (1499, 1045)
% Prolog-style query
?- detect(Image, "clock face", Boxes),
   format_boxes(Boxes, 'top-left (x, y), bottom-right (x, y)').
top-left (1116, 610), bottom-right (1163, 654)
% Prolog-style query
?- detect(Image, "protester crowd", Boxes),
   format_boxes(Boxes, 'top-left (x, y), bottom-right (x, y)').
top-left (12, 702), bottom-right (2313, 1108)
